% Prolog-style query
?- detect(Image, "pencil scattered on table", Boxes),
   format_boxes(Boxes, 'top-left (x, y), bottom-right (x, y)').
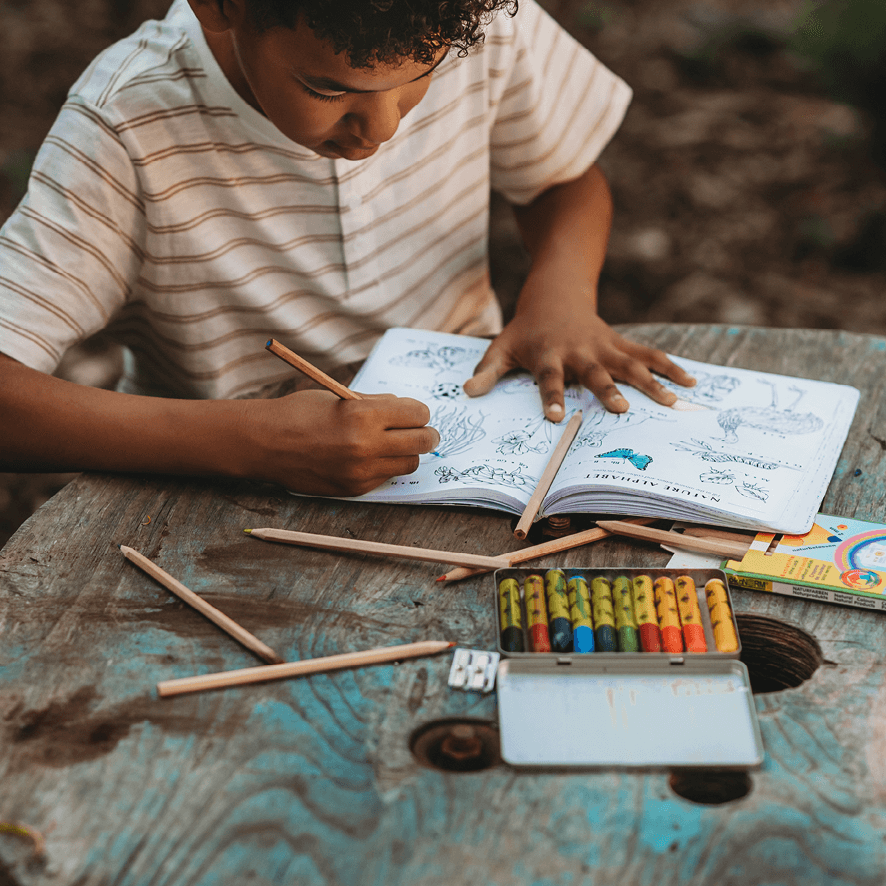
top-left (157, 640), bottom-right (455, 697)
top-left (513, 411), bottom-right (583, 540)
top-left (119, 545), bottom-right (284, 664)
top-left (437, 516), bottom-right (657, 582)
top-left (595, 520), bottom-right (751, 559)
top-left (245, 527), bottom-right (511, 569)
top-left (265, 338), bottom-right (362, 401)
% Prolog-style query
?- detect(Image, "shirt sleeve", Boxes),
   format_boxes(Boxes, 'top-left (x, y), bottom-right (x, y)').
top-left (0, 96), bottom-right (145, 373)
top-left (487, 0), bottom-right (633, 205)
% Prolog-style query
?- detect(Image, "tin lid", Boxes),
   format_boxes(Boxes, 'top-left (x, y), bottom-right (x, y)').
top-left (496, 657), bottom-right (763, 768)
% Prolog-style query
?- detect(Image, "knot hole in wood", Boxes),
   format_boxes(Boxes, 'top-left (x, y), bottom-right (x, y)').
top-left (409, 718), bottom-right (501, 772)
top-left (735, 613), bottom-right (823, 694)
top-left (668, 770), bottom-right (753, 805)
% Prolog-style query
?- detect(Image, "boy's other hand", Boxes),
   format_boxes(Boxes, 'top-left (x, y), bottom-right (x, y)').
top-left (463, 305), bottom-right (695, 420)
top-left (244, 390), bottom-right (439, 497)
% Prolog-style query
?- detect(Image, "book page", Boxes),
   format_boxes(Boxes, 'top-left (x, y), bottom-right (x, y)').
top-left (546, 355), bottom-right (860, 532)
top-left (348, 328), bottom-right (596, 511)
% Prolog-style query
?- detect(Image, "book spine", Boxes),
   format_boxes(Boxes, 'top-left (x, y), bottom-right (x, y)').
top-left (729, 574), bottom-right (886, 613)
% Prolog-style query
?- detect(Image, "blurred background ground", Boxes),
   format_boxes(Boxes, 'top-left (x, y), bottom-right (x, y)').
top-left (2, 0), bottom-right (885, 546)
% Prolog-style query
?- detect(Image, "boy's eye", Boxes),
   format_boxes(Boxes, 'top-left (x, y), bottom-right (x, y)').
top-left (298, 81), bottom-right (347, 103)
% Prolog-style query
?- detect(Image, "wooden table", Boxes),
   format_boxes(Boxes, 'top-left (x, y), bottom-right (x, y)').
top-left (2, 324), bottom-right (886, 886)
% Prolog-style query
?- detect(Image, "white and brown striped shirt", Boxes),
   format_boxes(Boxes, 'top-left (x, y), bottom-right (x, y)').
top-left (0, 0), bottom-right (631, 399)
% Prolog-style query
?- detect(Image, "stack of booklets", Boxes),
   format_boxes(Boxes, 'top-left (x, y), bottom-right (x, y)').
top-left (348, 328), bottom-right (860, 534)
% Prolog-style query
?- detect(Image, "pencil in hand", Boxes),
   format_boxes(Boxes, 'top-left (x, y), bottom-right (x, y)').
top-left (265, 338), bottom-right (362, 401)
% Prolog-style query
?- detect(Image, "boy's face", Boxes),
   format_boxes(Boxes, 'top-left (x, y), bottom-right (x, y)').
top-left (200, 4), bottom-right (448, 161)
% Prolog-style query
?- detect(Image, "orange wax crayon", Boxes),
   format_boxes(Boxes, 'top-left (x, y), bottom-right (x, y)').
top-left (524, 574), bottom-right (551, 653)
top-left (631, 575), bottom-right (662, 652)
top-left (675, 575), bottom-right (707, 653)
top-left (653, 576), bottom-right (683, 654)
top-left (705, 578), bottom-right (739, 653)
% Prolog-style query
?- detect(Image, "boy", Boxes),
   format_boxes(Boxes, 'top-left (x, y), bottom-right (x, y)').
top-left (0, 0), bottom-right (694, 497)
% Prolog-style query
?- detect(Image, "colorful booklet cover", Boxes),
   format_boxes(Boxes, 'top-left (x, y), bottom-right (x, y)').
top-left (347, 328), bottom-right (860, 534)
top-left (722, 513), bottom-right (886, 611)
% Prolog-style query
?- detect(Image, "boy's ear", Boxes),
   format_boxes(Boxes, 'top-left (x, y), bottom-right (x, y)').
top-left (187, 0), bottom-right (247, 34)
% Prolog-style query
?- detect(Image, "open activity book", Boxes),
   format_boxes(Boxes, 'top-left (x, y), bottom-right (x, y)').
top-left (346, 328), bottom-right (859, 534)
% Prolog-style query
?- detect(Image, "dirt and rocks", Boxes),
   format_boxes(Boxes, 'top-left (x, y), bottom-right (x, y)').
top-left (2, 0), bottom-right (884, 546)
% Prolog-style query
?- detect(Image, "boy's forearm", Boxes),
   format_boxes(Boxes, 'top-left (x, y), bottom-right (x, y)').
top-left (511, 163), bottom-right (613, 301)
top-left (0, 355), bottom-right (251, 478)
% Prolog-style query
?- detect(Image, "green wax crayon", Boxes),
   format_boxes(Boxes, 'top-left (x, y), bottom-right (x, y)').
top-left (590, 576), bottom-right (617, 652)
top-left (613, 575), bottom-right (639, 652)
top-left (544, 569), bottom-right (573, 652)
top-left (498, 577), bottom-right (524, 652)
top-left (567, 573), bottom-right (595, 653)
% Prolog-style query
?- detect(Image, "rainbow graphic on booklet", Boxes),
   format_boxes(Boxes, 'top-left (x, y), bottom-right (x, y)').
top-left (724, 513), bottom-right (886, 610)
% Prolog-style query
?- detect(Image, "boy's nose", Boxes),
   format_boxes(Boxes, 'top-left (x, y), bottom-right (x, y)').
top-left (348, 91), bottom-right (402, 146)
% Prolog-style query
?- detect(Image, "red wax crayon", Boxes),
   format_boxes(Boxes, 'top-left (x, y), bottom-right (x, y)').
top-left (638, 622), bottom-right (663, 653)
top-left (524, 574), bottom-right (551, 653)
top-left (653, 576), bottom-right (684, 654)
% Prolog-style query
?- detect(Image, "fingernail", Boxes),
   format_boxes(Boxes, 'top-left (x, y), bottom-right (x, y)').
top-left (546, 403), bottom-right (565, 420)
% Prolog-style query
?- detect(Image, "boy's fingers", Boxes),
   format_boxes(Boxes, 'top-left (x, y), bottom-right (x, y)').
top-left (583, 363), bottom-right (630, 413)
top-left (534, 364), bottom-right (567, 422)
top-left (463, 354), bottom-right (512, 398)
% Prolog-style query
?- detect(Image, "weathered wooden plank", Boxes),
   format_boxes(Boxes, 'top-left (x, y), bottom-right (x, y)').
top-left (2, 325), bottom-right (886, 886)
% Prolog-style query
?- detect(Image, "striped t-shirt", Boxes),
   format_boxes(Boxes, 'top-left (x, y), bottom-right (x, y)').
top-left (0, 0), bottom-right (631, 399)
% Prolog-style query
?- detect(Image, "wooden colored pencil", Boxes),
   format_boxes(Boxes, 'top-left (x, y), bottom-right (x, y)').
top-left (157, 639), bottom-right (455, 697)
top-left (265, 338), bottom-right (362, 401)
top-left (594, 520), bottom-right (751, 559)
top-left (681, 526), bottom-right (756, 544)
top-left (514, 410), bottom-right (583, 540)
top-left (437, 516), bottom-right (658, 582)
top-left (119, 545), bottom-right (284, 664)
top-left (245, 528), bottom-right (512, 569)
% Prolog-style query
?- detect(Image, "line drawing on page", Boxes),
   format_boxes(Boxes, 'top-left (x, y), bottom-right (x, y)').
top-left (714, 382), bottom-right (824, 444)
top-left (434, 463), bottom-right (531, 488)
top-left (429, 404), bottom-right (487, 458)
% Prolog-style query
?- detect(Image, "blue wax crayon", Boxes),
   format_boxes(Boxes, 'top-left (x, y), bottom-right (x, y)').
top-left (567, 573), bottom-right (595, 653)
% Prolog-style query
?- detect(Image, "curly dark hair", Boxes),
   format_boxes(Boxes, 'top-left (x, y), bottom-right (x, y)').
top-left (245, 0), bottom-right (519, 67)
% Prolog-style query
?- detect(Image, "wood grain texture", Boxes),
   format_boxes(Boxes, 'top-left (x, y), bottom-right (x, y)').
top-left (2, 325), bottom-right (886, 886)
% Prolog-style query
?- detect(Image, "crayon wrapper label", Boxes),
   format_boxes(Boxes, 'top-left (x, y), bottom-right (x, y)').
top-left (498, 579), bottom-right (522, 630)
top-left (568, 577), bottom-right (593, 629)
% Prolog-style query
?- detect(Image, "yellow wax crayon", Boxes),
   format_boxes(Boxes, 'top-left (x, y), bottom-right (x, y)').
top-left (590, 576), bottom-right (617, 652)
top-left (675, 575), bottom-right (707, 653)
top-left (705, 578), bottom-right (739, 653)
top-left (612, 575), bottom-right (639, 652)
top-left (653, 576), bottom-right (683, 654)
top-left (631, 575), bottom-right (662, 652)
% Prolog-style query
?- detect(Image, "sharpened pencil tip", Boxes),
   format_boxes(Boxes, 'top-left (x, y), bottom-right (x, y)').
top-left (244, 528), bottom-right (252, 534)
top-left (436, 574), bottom-right (447, 582)
top-left (265, 339), bottom-right (273, 348)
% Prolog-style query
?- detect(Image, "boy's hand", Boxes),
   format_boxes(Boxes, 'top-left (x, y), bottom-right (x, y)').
top-left (244, 390), bottom-right (439, 497)
top-left (463, 284), bottom-right (696, 420)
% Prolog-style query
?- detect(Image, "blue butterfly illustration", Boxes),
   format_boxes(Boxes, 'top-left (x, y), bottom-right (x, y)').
top-left (598, 448), bottom-right (653, 471)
